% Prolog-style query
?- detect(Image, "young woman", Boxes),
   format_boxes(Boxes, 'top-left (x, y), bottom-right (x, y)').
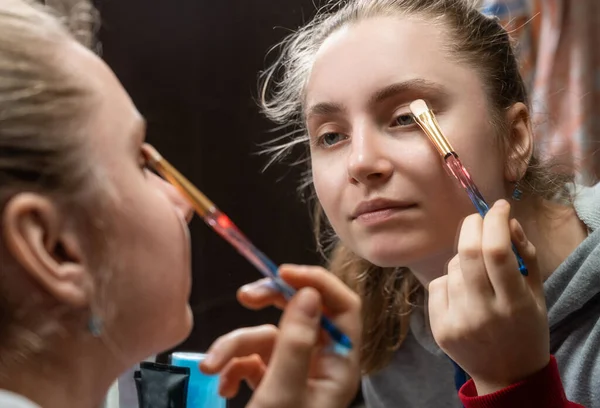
top-left (206, 0), bottom-right (599, 407)
top-left (0, 1), bottom-right (361, 407)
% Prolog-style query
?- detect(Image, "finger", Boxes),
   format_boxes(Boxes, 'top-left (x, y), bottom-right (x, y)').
top-left (428, 275), bottom-right (449, 335)
top-left (238, 279), bottom-right (288, 311)
top-left (510, 219), bottom-right (543, 299)
top-left (279, 264), bottom-right (361, 317)
top-left (482, 200), bottom-right (525, 298)
top-left (457, 213), bottom-right (494, 298)
top-left (219, 355), bottom-right (267, 398)
top-left (200, 325), bottom-right (277, 374)
top-left (446, 255), bottom-right (467, 309)
top-left (253, 288), bottom-right (322, 405)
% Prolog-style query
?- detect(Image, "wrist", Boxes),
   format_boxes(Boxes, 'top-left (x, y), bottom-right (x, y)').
top-left (471, 356), bottom-right (551, 396)
top-left (471, 379), bottom-right (510, 396)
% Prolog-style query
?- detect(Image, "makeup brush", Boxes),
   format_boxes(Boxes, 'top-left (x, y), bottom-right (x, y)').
top-left (409, 99), bottom-right (528, 276)
top-left (142, 144), bottom-right (353, 355)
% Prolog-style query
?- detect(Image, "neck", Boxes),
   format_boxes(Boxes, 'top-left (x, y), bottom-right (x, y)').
top-left (406, 248), bottom-right (456, 287)
top-left (409, 196), bottom-right (588, 288)
top-left (513, 196), bottom-right (587, 281)
top-left (0, 337), bottom-right (125, 408)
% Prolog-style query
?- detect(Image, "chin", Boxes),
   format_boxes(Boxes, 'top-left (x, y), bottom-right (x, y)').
top-left (157, 304), bottom-right (194, 353)
top-left (355, 239), bottom-right (433, 268)
top-left (176, 305), bottom-right (194, 342)
top-left (363, 252), bottom-right (420, 268)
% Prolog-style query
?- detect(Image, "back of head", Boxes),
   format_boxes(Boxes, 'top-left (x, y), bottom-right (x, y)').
top-left (0, 0), bottom-right (96, 201)
top-left (0, 0), bottom-right (97, 369)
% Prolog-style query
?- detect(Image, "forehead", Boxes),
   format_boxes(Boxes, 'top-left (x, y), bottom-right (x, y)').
top-left (305, 16), bottom-right (485, 109)
top-left (63, 40), bottom-right (144, 152)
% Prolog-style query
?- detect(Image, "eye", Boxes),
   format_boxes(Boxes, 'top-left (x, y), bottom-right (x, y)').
top-left (392, 113), bottom-right (416, 127)
top-left (139, 153), bottom-right (149, 175)
top-left (318, 132), bottom-right (347, 147)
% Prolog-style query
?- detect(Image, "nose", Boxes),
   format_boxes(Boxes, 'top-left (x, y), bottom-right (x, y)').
top-left (347, 126), bottom-right (393, 185)
top-left (149, 172), bottom-right (195, 223)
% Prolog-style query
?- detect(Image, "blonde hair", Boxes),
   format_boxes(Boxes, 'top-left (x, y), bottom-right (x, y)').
top-left (0, 0), bottom-right (100, 370)
top-left (260, 0), bottom-right (572, 373)
top-left (44, 0), bottom-right (99, 50)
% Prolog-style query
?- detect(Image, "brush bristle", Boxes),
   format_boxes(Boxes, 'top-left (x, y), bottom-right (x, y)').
top-left (409, 99), bottom-right (430, 117)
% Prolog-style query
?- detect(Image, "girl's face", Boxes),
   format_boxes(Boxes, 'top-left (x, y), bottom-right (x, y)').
top-left (72, 41), bottom-right (194, 358)
top-left (306, 16), bottom-right (511, 277)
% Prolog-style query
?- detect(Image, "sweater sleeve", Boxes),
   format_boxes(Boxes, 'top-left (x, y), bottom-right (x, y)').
top-left (458, 356), bottom-right (585, 408)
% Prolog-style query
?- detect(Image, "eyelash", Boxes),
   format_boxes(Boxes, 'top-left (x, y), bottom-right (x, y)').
top-left (139, 155), bottom-right (149, 175)
top-left (315, 132), bottom-right (347, 148)
top-left (314, 112), bottom-right (416, 148)
top-left (392, 113), bottom-right (416, 127)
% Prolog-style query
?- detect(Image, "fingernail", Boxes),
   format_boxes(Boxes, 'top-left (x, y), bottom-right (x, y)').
top-left (495, 199), bottom-right (509, 209)
top-left (280, 263), bottom-right (299, 268)
top-left (202, 353), bottom-right (218, 368)
top-left (296, 288), bottom-right (320, 318)
top-left (240, 279), bottom-right (279, 296)
top-left (513, 221), bottom-right (526, 244)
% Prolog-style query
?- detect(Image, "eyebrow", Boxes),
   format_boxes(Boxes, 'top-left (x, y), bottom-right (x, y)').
top-left (305, 101), bottom-right (347, 120)
top-left (305, 78), bottom-right (449, 119)
top-left (368, 78), bottom-right (448, 106)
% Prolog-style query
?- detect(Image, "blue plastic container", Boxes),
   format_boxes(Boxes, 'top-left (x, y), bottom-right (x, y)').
top-left (170, 352), bottom-right (227, 408)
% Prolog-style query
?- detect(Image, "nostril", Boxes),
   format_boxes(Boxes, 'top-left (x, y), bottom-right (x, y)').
top-left (364, 172), bottom-right (388, 182)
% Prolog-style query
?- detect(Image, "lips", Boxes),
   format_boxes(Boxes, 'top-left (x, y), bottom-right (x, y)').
top-left (351, 198), bottom-right (417, 220)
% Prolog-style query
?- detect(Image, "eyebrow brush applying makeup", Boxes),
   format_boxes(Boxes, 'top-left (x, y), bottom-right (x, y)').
top-left (141, 144), bottom-right (353, 356)
top-left (409, 99), bottom-right (528, 277)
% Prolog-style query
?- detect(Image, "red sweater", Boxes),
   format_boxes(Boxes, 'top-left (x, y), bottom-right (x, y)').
top-left (459, 356), bottom-right (584, 408)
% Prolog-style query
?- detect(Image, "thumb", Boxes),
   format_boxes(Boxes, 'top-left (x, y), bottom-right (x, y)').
top-left (251, 288), bottom-right (322, 407)
top-left (510, 219), bottom-right (543, 299)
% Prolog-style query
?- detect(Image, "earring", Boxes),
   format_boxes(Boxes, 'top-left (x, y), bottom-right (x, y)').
top-left (87, 315), bottom-right (103, 337)
top-left (512, 183), bottom-right (523, 201)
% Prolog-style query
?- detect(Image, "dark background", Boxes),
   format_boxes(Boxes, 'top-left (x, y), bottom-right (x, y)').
top-left (95, 1), bottom-right (362, 407)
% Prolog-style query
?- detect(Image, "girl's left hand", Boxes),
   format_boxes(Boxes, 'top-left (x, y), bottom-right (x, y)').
top-left (428, 199), bottom-right (549, 395)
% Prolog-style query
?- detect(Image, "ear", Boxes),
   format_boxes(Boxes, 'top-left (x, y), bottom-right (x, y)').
top-left (1, 193), bottom-right (93, 308)
top-left (504, 102), bottom-right (534, 182)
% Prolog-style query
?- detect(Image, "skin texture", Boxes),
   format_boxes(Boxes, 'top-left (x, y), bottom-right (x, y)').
top-left (205, 15), bottom-right (588, 399)
top-left (306, 17), bottom-right (515, 283)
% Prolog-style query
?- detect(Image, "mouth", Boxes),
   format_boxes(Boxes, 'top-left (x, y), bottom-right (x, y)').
top-left (351, 198), bottom-right (417, 224)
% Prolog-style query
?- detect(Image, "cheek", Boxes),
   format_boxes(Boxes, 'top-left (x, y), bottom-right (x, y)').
top-left (311, 156), bottom-right (347, 220)
top-left (451, 133), bottom-right (506, 198)
top-left (435, 106), bottom-right (508, 198)
top-left (105, 179), bottom-right (190, 303)
top-left (149, 173), bottom-right (193, 221)
top-left (102, 191), bottom-right (192, 352)
top-left (400, 142), bottom-right (440, 174)
top-left (389, 137), bottom-right (449, 194)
